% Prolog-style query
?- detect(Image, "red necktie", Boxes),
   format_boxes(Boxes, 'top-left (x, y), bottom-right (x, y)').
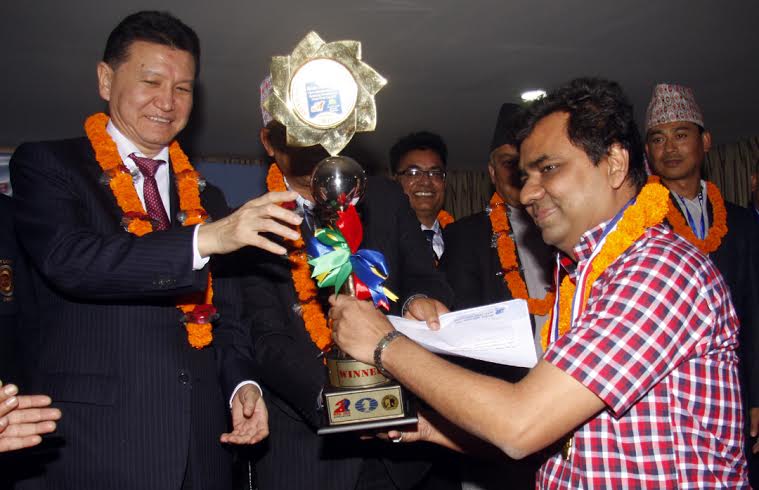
top-left (130, 153), bottom-right (170, 231)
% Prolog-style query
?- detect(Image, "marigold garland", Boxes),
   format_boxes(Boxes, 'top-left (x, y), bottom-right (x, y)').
top-left (437, 209), bottom-right (454, 229)
top-left (647, 175), bottom-right (727, 254)
top-left (540, 182), bottom-right (670, 351)
top-left (488, 193), bottom-right (555, 316)
top-left (266, 164), bottom-right (332, 350)
top-left (85, 112), bottom-right (214, 349)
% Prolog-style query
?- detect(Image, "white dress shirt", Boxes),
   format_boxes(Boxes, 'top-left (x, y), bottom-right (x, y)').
top-left (106, 121), bottom-right (209, 270)
top-left (421, 220), bottom-right (445, 258)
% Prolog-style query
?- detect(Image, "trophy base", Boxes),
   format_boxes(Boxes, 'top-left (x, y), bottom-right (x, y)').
top-left (317, 381), bottom-right (417, 435)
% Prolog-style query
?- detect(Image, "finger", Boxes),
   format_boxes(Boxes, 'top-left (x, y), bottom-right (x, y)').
top-left (15, 395), bottom-right (53, 410)
top-left (411, 300), bottom-right (440, 330)
top-left (1, 383), bottom-right (18, 399)
top-left (244, 191), bottom-right (300, 208)
top-left (251, 219), bottom-right (302, 243)
top-left (0, 420), bottom-right (57, 438)
top-left (750, 409), bottom-right (759, 437)
top-left (242, 392), bottom-right (258, 419)
top-left (0, 435), bottom-right (43, 453)
top-left (0, 396), bottom-right (18, 419)
top-left (245, 235), bottom-right (288, 256)
top-left (7, 407), bottom-right (62, 425)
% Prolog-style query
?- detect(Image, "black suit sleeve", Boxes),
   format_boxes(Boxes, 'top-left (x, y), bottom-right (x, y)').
top-left (240, 250), bottom-right (327, 429)
top-left (11, 142), bottom-right (207, 300)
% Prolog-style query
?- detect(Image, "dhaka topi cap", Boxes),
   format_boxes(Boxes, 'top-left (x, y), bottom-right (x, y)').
top-left (490, 103), bottom-right (525, 153)
top-left (645, 83), bottom-right (704, 132)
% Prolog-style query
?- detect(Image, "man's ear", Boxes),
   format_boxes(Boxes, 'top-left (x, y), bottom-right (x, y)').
top-left (260, 127), bottom-right (275, 157)
top-left (606, 143), bottom-right (629, 189)
top-left (701, 130), bottom-right (712, 154)
top-left (97, 62), bottom-right (114, 102)
top-left (487, 160), bottom-right (496, 186)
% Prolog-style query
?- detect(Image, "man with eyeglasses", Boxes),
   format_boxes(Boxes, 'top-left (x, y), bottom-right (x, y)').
top-left (390, 132), bottom-right (450, 264)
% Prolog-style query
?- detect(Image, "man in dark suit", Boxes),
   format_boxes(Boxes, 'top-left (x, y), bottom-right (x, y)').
top-left (644, 83), bottom-right (759, 487)
top-left (240, 107), bottom-right (456, 489)
top-left (10, 11), bottom-right (302, 490)
top-left (390, 132), bottom-right (451, 264)
top-left (440, 103), bottom-right (553, 489)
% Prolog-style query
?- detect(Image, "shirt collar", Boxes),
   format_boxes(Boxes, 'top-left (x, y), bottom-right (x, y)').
top-left (106, 120), bottom-right (170, 169)
top-left (420, 220), bottom-right (441, 233)
top-left (570, 219), bottom-right (610, 264)
top-left (282, 175), bottom-right (315, 211)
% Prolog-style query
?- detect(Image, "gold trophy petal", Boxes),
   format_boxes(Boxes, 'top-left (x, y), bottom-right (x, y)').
top-left (263, 31), bottom-right (387, 156)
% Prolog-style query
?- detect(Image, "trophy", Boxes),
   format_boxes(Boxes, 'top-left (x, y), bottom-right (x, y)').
top-left (308, 156), bottom-right (417, 434)
top-left (262, 31), bottom-right (416, 434)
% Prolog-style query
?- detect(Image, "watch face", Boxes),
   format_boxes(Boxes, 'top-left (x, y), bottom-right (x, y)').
top-left (289, 58), bottom-right (358, 129)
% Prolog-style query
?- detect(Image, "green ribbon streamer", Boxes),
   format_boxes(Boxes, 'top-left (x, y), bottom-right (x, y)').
top-left (308, 228), bottom-right (353, 292)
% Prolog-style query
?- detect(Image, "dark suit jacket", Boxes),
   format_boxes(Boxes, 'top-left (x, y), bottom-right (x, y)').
top-left (10, 138), bottom-right (251, 490)
top-left (441, 212), bottom-right (510, 311)
top-left (682, 199), bottom-right (759, 409)
top-left (240, 177), bottom-right (454, 490)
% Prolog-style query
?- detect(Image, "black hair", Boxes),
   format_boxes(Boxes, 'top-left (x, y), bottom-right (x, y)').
top-left (389, 131), bottom-right (448, 174)
top-left (103, 11), bottom-right (200, 75)
top-left (520, 77), bottom-right (647, 190)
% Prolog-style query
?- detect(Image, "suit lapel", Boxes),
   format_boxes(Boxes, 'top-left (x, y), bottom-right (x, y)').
top-left (168, 160), bottom-right (180, 229)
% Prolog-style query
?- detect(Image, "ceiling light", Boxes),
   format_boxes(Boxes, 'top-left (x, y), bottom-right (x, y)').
top-left (521, 89), bottom-right (546, 102)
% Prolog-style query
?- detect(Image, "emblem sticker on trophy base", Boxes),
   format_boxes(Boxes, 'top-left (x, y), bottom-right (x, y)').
top-left (318, 383), bottom-right (418, 435)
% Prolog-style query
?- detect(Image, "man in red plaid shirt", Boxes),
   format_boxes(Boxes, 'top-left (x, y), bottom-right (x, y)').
top-left (328, 77), bottom-right (749, 488)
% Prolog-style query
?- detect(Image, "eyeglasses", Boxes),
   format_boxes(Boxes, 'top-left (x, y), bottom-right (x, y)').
top-left (395, 168), bottom-right (446, 181)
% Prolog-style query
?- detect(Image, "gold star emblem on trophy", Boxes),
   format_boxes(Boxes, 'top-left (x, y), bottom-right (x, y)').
top-left (262, 31), bottom-right (387, 156)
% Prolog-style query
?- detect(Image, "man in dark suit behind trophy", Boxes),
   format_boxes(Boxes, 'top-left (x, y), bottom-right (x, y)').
top-left (241, 36), bottom-right (457, 488)
top-left (10, 11), bottom-right (304, 490)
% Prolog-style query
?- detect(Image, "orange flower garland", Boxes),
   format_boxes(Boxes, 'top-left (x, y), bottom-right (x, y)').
top-left (437, 209), bottom-right (455, 229)
top-left (488, 193), bottom-right (555, 316)
top-left (647, 175), bottom-right (727, 254)
top-left (85, 112), bottom-right (214, 349)
top-left (540, 182), bottom-right (670, 351)
top-left (266, 164), bottom-right (332, 350)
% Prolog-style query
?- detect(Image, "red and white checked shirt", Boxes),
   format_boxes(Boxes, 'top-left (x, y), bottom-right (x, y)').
top-left (538, 221), bottom-right (748, 489)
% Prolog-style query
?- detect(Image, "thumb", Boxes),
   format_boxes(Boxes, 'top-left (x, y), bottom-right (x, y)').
top-left (242, 390), bottom-right (258, 418)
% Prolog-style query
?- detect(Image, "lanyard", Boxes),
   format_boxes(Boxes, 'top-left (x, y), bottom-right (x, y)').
top-left (674, 189), bottom-right (706, 240)
top-left (548, 200), bottom-right (633, 345)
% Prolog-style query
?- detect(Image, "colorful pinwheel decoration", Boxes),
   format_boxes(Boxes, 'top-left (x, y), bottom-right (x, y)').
top-left (307, 205), bottom-right (398, 310)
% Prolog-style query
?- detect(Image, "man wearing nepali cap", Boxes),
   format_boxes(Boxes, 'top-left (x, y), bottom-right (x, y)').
top-left (440, 102), bottom-right (553, 489)
top-left (238, 75), bottom-right (457, 489)
top-left (644, 83), bottom-right (759, 485)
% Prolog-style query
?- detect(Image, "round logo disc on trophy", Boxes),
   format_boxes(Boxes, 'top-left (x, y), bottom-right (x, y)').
top-left (289, 59), bottom-right (359, 129)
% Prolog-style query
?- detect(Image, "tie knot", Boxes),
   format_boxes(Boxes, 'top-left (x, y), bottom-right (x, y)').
top-left (130, 153), bottom-right (166, 178)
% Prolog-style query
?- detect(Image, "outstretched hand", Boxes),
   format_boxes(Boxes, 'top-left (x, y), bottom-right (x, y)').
top-left (0, 382), bottom-right (61, 453)
top-left (220, 384), bottom-right (269, 445)
top-left (198, 191), bottom-right (302, 257)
